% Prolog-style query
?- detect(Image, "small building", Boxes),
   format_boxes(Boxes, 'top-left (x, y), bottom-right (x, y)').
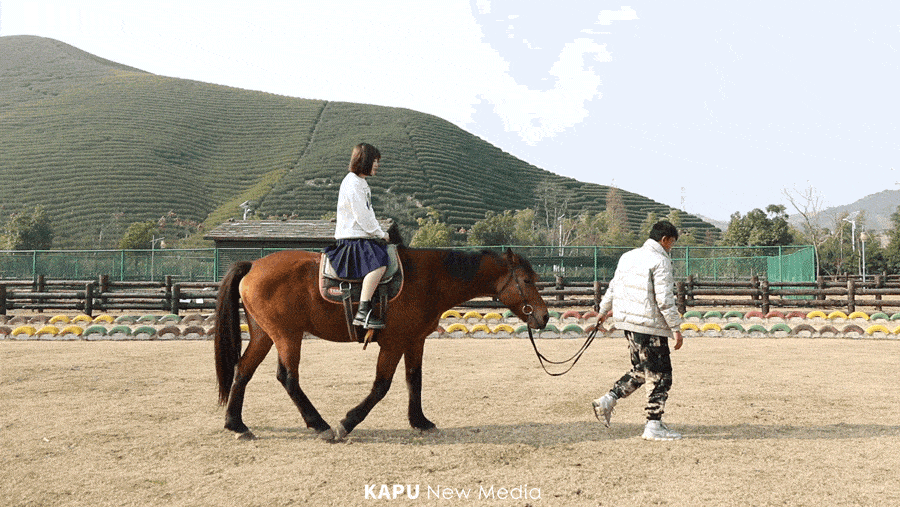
top-left (204, 219), bottom-right (398, 279)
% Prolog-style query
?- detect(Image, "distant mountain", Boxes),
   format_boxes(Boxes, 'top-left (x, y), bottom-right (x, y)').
top-left (0, 35), bottom-right (720, 249)
top-left (789, 189), bottom-right (899, 232)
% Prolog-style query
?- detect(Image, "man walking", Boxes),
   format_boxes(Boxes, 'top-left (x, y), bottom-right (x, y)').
top-left (592, 220), bottom-right (684, 440)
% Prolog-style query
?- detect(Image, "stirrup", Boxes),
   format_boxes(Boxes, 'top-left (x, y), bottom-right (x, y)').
top-left (353, 309), bottom-right (385, 330)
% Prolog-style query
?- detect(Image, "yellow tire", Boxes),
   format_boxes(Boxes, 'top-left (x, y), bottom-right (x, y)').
top-left (866, 325), bottom-right (890, 335)
top-left (492, 324), bottom-right (515, 334)
top-left (827, 311), bottom-right (848, 320)
top-left (445, 323), bottom-right (469, 334)
top-left (848, 311), bottom-right (869, 320)
top-left (60, 325), bottom-right (84, 336)
top-left (71, 314), bottom-right (94, 324)
top-left (93, 314), bottom-right (115, 324)
top-left (700, 323), bottom-right (722, 332)
top-left (37, 325), bottom-right (60, 336)
top-left (12, 325), bottom-right (37, 336)
top-left (462, 311), bottom-right (483, 320)
top-left (680, 323), bottom-right (700, 332)
top-left (470, 324), bottom-right (492, 334)
top-left (48, 315), bottom-right (71, 324)
top-left (240, 324), bottom-right (250, 333)
top-left (440, 310), bottom-right (462, 319)
top-left (483, 312), bottom-right (504, 321)
top-left (806, 311), bottom-right (827, 319)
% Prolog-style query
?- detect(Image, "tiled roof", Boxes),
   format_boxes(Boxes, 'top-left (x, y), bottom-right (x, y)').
top-left (204, 219), bottom-right (395, 241)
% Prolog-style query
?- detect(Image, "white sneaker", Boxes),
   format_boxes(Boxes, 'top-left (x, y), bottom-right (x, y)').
top-left (591, 393), bottom-right (617, 427)
top-left (642, 420), bottom-right (682, 441)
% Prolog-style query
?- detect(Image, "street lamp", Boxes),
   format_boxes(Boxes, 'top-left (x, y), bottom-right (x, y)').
top-left (859, 231), bottom-right (868, 282)
top-left (151, 236), bottom-right (166, 282)
top-left (842, 216), bottom-right (857, 252)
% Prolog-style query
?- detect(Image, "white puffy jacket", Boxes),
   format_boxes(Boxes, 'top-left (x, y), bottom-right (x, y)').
top-left (598, 239), bottom-right (683, 338)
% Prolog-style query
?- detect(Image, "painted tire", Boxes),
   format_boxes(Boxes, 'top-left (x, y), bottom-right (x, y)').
top-left (445, 323), bottom-right (468, 334)
top-left (37, 325), bottom-right (60, 336)
top-left (60, 325), bottom-right (84, 336)
top-left (82, 325), bottom-right (108, 337)
top-left (12, 325), bottom-right (37, 336)
top-left (133, 325), bottom-right (158, 337)
top-left (769, 323), bottom-right (792, 334)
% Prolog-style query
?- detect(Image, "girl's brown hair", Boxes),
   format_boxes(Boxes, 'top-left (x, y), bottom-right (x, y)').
top-left (348, 143), bottom-right (381, 176)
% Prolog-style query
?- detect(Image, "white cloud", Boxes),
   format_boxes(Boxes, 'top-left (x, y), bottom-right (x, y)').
top-left (596, 6), bottom-right (639, 25)
top-left (478, 38), bottom-right (610, 145)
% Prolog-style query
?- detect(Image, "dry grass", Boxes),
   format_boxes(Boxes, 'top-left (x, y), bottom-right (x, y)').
top-left (1, 337), bottom-right (898, 506)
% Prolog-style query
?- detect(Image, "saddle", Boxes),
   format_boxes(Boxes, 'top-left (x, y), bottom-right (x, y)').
top-left (318, 244), bottom-right (404, 346)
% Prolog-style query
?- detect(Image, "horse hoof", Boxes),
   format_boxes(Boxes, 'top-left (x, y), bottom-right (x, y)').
top-left (334, 423), bottom-right (349, 441)
top-left (420, 426), bottom-right (440, 435)
top-left (235, 430), bottom-right (257, 441)
top-left (318, 428), bottom-right (336, 441)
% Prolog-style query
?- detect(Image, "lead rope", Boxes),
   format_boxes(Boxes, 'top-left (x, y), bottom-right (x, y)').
top-left (524, 307), bottom-right (602, 376)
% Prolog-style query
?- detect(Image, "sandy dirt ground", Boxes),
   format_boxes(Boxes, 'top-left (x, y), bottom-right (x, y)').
top-left (1, 336), bottom-right (898, 507)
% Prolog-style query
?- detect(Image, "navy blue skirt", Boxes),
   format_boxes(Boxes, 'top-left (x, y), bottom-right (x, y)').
top-left (323, 238), bottom-right (389, 279)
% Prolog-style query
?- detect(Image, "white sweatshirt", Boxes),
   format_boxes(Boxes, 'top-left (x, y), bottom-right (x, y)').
top-left (334, 172), bottom-right (387, 240)
top-left (597, 238), bottom-right (683, 337)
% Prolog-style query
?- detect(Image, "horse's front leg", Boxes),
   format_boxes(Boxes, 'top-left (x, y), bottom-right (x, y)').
top-left (405, 335), bottom-right (436, 432)
top-left (336, 345), bottom-right (403, 439)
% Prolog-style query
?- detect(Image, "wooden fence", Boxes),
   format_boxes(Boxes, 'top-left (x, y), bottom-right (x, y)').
top-left (2, 274), bottom-right (899, 316)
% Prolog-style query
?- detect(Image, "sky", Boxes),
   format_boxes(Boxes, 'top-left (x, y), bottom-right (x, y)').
top-left (1, 1), bottom-right (898, 222)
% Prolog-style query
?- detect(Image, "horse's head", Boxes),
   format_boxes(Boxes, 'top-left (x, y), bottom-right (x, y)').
top-left (495, 249), bottom-right (550, 329)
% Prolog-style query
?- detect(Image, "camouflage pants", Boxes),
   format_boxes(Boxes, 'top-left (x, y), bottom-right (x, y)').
top-left (610, 331), bottom-right (673, 421)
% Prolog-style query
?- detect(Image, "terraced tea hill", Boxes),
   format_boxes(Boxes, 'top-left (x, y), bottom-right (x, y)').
top-left (1, 36), bottom-right (718, 249)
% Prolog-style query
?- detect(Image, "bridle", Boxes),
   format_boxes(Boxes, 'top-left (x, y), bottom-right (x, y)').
top-left (497, 262), bottom-right (534, 320)
top-left (497, 259), bottom-right (599, 377)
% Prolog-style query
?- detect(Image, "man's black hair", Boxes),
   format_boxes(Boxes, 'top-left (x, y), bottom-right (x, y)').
top-left (649, 220), bottom-right (679, 242)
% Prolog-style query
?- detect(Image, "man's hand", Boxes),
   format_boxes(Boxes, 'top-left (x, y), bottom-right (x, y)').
top-left (673, 331), bottom-right (683, 350)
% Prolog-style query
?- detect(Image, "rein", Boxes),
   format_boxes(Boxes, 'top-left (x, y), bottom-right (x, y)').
top-left (500, 261), bottom-right (601, 377)
top-left (524, 310), bottom-right (600, 376)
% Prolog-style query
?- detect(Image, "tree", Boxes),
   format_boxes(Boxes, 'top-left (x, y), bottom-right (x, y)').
top-left (1, 206), bottom-right (54, 250)
top-left (118, 221), bottom-right (158, 250)
top-left (533, 178), bottom-right (572, 245)
top-left (467, 209), bottom-right (544, 246)
top-left (720, 205), bottom-right (793, 247)
top-left (410, 208), bottom-right (454, 247)
top-left (571, 211), bottom-right (609, 246)
top-left (784, 186), bottom-right (827, 275)
top-left (156, 211), bottom-right (200, 247)
top-left (885, 205), bottom-right (900, 273)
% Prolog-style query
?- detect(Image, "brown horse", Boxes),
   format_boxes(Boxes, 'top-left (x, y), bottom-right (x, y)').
top-left (214, 246), bottom-right (550, 441)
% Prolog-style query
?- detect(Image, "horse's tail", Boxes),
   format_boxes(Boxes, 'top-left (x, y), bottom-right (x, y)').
top-left (214, 260), bottom-right (253, 406)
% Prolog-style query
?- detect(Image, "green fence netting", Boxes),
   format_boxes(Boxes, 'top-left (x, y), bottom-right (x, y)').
top-left (0, 245), bottom-right (816, 283)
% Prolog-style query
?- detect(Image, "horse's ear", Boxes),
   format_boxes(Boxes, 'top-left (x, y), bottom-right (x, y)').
top-left (503, 247), bottom-right (517, 264)
top-left (388, 226), bottom-right (405, 246)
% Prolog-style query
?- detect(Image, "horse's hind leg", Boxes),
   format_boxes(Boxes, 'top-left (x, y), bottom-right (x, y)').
top-left (275, 338), bottom-right (332, 438)
top-left (225, 324), bottom-right (273, 439)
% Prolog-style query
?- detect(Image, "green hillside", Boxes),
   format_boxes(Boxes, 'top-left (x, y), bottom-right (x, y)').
top-left (0, 36), bottom-right (719, 249)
